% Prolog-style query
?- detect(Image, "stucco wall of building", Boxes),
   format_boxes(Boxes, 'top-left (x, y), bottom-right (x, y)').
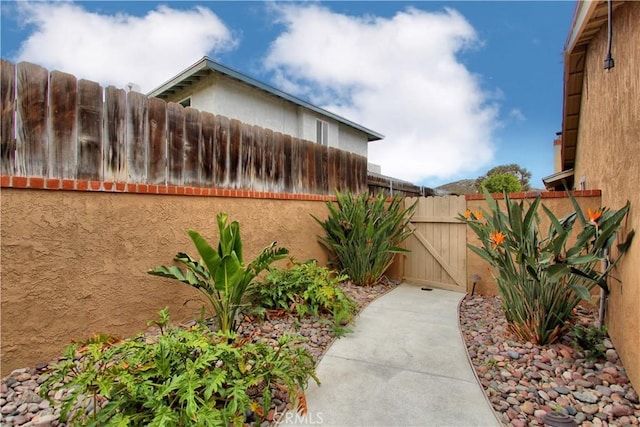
top-left (571, 1), bottom-right (640, 388)
top-left (194, 75), bottom-right (301, 138)
top-left (338, 124), bottom-right (368, 157)
top-left (1, 189), bottom-right (331, 376)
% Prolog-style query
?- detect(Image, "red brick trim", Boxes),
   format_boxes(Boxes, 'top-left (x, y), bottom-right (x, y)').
top-left (0, 175), bottom-right (337, 202)
top-left (465, 190), bottom-right (601, 201)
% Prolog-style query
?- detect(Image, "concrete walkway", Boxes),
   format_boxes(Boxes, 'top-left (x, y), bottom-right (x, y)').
top-left (285, 284), bottom-right (500, 427)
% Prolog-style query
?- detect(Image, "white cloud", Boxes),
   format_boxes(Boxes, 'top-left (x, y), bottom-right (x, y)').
top-left (13, 2), bottom-right (237, 92)
top-left (509, 108), bottom-right (526, 122)
top-left (264, 5), bottom-right (499, 184)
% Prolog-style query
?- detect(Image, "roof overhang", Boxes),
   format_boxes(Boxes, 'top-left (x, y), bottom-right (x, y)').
top-left (561, 1), bottom-right (625, 171)
top-left (542, 168), bottom-right (575, 190)
top-left (148, 57), bottom-right (384, 142)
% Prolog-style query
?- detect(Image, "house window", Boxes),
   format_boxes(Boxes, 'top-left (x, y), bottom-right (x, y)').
top-left (179, 97), bottom-right (191, 108)
top-left (316, 120), bottom-right (328, 146)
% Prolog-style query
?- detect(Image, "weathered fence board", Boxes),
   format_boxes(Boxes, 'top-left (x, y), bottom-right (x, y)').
top-left (251, 124), bottom-right (265, 191)
top-left (262, 128), bottom-right (274, 191)
top-left (241, 126), bottom-right (262, 189)
top-left (184, 107), bottom-right (200, 186)
top-left (104, 86), bottom-right (127, 182)
top-left (77, 79), bottom-right (103, 180)
top-left (127, 91), bottom-right (148, 182)
top-left (291, 137), bottom-right (301, 193)
top-left (273, 132), bottom-right (285, 192)
top-left (283, 134), bottom-right (293, 193)
top-left (49, 71), bottom-right (78, 179)
top-left (328, 147), bottom-right (338, 193)
top-left (215, 115), bottom-right (229, 185)
top-left (2, 60), bottom-right (368, 195)
top-left (305, 141), bottom-right (316, 194)
top-left (200, 111), bottom-right (216, 186)
top-left (167, 103), bottom-right (185, 185)
top-left (16, 62), bottom-right (48, 177)
top-left (316, 146), bottom-right (328, 194)
top-left (147, 97), bottom-right (166, 184)
top-left (1, 59), bottom-right (16, 175)
top-left (353, 157), bottom-right (360, 193)
top-left (350, 154), bottom-right (361, 194)
top-left (229, 119), bottom-right (242, 187)
top-left (340, 149), bottom-right (349, 192)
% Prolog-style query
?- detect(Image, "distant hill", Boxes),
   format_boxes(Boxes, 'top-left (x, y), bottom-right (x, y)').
top-left (435, 179), bottom-right (477, 195)
top-left (436, 178), bottom-right (545, 195)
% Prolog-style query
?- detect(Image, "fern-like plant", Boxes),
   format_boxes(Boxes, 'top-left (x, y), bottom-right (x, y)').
top-left (254, 260), bottom-right (358, 330)
top-left (313, 191), bottom-right (416, 286)
top-left (573, 323), bottom-right (608, 360)
top-left (40, 308), bottom-right (318, 426)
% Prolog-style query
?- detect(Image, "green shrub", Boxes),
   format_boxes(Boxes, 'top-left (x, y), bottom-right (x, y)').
top-left (149, 213), bottom-right (288, 334)
top-left (40, 308), bottom-right (318, 426)
top-left (573, 323), bottom-right (608, 360)
top-left (460, 190), bottom-right (633, 344)
top-left (254, 260), bottom-right (358, 332)
top-left (313, 191), bottom-right (416, 286)
top-left (479, 172), bottom-right (522, 193)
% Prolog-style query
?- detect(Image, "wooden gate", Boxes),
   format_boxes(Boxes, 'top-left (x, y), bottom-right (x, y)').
top-left (403, 196), bottom-right (467, 292)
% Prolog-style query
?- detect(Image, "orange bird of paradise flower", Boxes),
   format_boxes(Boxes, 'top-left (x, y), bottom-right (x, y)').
top-left (474, 210), bottom-right (484, 220)
top-left (490, 230), bottom-right (505, 249)
top-left (463, 210), bottom-right (472, 219)
top-left (587, 208), bottom-right (602, 225)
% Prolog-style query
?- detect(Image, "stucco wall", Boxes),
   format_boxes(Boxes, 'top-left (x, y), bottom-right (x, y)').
top-left (1, 188), bottom-right (331, 375)
top-left (466, 195), bottom-right (601, 296)
top-left (572, 1), bottom-right (640, 389)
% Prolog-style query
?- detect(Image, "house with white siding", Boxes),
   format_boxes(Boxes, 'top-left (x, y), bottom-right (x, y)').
top-left (148, 57), bottom-right (383, 158)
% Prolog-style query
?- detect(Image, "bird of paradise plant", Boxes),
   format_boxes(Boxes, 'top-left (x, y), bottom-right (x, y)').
top-left (149, 213), bottom-right (289, 334)
top-left (460, 190), bottom-right (634, 344)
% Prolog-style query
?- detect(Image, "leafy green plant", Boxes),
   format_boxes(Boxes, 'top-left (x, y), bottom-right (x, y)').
top-left (149, 213), bottom-right (288, 334)
top-left (40, 308), bottom-right (318, 426)
top-left (254, 260), bottom-right (358, 333)
top-left (483, 358), bottom-right (499, 368)
top-left (460, 190), bottom-right (633, 344)
top-left (313, 191), bottom-right (416, 286)
top-left (475, 163), bottom-right (532, 192)
top-left (573, 323), bottom-right (608, 360)
top-left (479, 173), bottom-right (522, 194)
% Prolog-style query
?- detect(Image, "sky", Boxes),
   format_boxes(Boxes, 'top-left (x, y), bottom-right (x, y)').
top-left (0, 1), bottom-right (576, 189)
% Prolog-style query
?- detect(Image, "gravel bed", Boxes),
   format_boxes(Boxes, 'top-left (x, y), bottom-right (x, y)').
top-left (0, 280), bottom-right (397, 426)
top-left (5, 285), bottom-right (639, 427)
top-left (460, 294), bottom-right (640, 426)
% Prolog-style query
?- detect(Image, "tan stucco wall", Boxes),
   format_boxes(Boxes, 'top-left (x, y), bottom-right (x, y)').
top-left (1, 189), bottom-right (330, 375)
top-left (572, 2), bottom-right (640, 389)
top-left (466, 195), bottom-right (601, 296)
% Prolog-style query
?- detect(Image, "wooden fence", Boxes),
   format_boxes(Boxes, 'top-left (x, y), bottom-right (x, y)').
top-left (367, 172), bottom-right (435, 197)
top-left (0, 60), bottom-right (367, 194)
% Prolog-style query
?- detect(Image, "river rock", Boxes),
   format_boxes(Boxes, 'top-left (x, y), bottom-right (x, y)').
top-left (574, 391), bottom-right (598, 403)
top-left (582, 404), bottom-right (600, 415)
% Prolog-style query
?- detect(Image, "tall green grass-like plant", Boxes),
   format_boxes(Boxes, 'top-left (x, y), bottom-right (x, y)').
top-left (313, 191), bottom-right (416, 286)
top-left (460, 191), bottom-right (633, 344)
top-left (149, 213), bottom-right (289, 334)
